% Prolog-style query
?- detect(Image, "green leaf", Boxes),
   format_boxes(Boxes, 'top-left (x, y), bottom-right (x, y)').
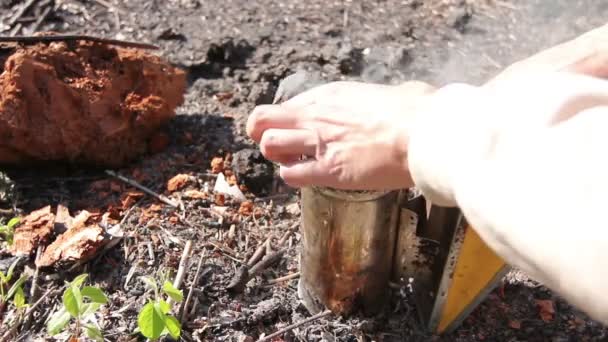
top-left (84, 324), bottom-right (104, 342)
top-left (62, 286), bottom-right (80, 318)
top-left (6, 274), bottom-right (27, 301)
top-left (70, 273), bottom-right (89, 288)
top-left (0, 271), bottom-right (6, 284)
top-left (81, 286), bottom-right (108, 304)
top-left (162, 281), bottom-right (183, 303)
top-left (6, 258), bottom-right (19, 282)
top-left (13, 285), bottom-right (25, 308)
top-left (47, 307), bottom-right (71, 335)
top-left (137, 302), bottom-right (165, 339)
top-left (158, 299), bottom-right (171, 314)
top-left (164, 315), bottom-right (181, 339)
top-left (7, 217), bottom-right (19, 228)
top-left (81, 302), bottom-right (102, 317)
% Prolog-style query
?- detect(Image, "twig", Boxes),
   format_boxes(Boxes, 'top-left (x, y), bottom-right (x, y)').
top-left (256, 310), bottom-right (333, 342)
top-left (0, 34), bottom-right (159, 50)
top-left (29, 3), bottom-right (52, 34)
top-left (93, 0), bottom-right (127, 14)
top-left (168, 240), bottom-right (193, 305)
top-left (265, 237), bottom-right (272, 255)
top-left (9, 23), bottom-right (22, 37)
top-left (8, 0), bottom-right (37, 26)
top-left (227, 248), bottom-right (286, 294)
top-left (30, 245), bottom-right (42, 299)
top-left (249, 249), bottom-right (285, 276)
top-left (181, 251), bottom-right (206, 322)
top-left (267, 272), bottom-right (300, 285)
top-left (146, 242), bottom-right (155, 263)
top-left (247, 237), bottom-right (270, 267)
top-left (173, 240), bottom-right (193, 289)
top-left (105, 170), bottom-right (178, 207)
top-left (206, 241), bottom-right (241, 262)
top-left (0, 208), bottom-right (14, 215)
top-left (124, 264), bottom-right (138, 289)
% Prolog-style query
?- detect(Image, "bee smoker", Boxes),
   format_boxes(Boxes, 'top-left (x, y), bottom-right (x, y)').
top-left (297, 186), bottom-right (401, 316)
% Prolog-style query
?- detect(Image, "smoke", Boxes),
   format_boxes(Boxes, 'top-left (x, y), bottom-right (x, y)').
top-left (358, 0), bottom-right (607, 87)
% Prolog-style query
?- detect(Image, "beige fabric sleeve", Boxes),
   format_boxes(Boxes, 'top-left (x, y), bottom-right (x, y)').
top-left (407, 72), bottom-right (608, 324)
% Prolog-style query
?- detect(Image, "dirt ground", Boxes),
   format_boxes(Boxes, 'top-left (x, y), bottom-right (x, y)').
top-left (1, 0), bottom-right (608, 341)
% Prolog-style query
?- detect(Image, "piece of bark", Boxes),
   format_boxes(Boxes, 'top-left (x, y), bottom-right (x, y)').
top-left (10, 206), bottom-right (55, 256)
top-left (36, 223), bottom-right (105, 267)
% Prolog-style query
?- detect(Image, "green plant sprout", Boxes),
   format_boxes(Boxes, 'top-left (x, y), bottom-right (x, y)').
top-left (137, 276), bottom-right (184, 340)
top-left (0, 258), bottom-right (28, 315)
top-left (0, 217), bottom-right (20, 245)
top-left (47, 274), bottom-right (108, 342)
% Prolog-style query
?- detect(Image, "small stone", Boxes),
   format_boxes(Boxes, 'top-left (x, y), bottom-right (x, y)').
top-left (231, 149), bottom-right (274, 196)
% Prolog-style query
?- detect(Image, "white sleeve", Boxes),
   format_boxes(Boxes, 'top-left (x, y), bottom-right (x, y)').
top-left (407, 72), bottom-right (608, 324)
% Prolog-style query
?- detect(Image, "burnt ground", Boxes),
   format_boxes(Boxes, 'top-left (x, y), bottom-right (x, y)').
top-left (1, 0), bottom-right (608, 341)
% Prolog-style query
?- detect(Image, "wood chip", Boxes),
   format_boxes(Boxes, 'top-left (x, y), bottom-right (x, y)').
top-left (11, 206), bottom-right (55, 256)
top-left (37, 223), bottom-right (105, 267)
top-left (167, 174), bottom-right (192, 192)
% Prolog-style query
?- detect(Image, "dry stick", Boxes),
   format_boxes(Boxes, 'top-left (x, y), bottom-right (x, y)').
top-left (105, 170), bottom-right (179, 207)
top-left (124, 264), bottom-right (138, 290)
top-left (146, 242), bottom-right (155, 262)
top-left (247, 237), bottom-right (270, 267)
top-left (226, 249), bottom-right (285, 293)
top-left (8, 0), bottom-right (37, 26)
top-left (248, 249), bottom-right (285, 276)
top-left (264, 237), bottom-right (272, 255)
top-left (168, 240), bottom-right (193, 304)
top-left (9, 23), bottom-right (22, 36)
top-left (181, 251), bottom-right (206, 323)
top-left (257, 310), bottom-right (333, 342)
top-left (28, 3), bottom-right (51, 34)
top-left (93, 0), bottom-right (127, 14)
top-left (267, 272), bottom-right (300, 285)
top-left (30, 245), bottom-right (43, 299)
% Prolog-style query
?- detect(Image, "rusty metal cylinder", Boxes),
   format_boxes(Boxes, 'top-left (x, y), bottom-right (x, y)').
top-left (297, 186), bottom-right (400, 316)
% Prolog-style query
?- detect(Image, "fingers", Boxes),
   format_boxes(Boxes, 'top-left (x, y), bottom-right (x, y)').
top-left (279, 159), bottom-right (330, 188)
top-left (246, 105), bottom-right (301, 142)
top-left (259, 128), bottom-right (317, 163)
top-left (564, 49), bottom-right (608, 79)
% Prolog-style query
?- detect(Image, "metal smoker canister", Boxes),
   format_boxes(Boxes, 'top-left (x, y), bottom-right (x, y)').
top-left (298, 186), bottom-right (400, 316)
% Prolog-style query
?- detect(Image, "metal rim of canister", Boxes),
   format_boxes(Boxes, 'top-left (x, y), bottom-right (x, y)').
top-left (311, 186), bottom-right (395, 202)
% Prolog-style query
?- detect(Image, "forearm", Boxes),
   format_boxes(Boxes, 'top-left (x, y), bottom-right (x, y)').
top-left (407, 74), bottom-right (608, 323)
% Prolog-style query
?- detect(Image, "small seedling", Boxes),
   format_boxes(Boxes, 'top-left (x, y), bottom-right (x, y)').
top-left (0, 217), bottom-right (20, 245)
top-left (0, 258), bottom-right (27, 309)
top-left (47, 274), bottom-right (108, 342)
top-left (137, 276), bottom-right (183, 340)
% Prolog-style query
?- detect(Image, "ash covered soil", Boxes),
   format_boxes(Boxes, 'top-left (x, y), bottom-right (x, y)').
top-left (1, 0), bottom-right (608, 341)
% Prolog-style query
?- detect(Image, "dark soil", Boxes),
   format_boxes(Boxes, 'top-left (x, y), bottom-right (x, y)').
top-left (1, 0), bottom-right (607, 341)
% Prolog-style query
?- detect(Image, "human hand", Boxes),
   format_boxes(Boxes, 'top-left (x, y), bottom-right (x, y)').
top-left (246, 80), bottom-right (435, 190)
